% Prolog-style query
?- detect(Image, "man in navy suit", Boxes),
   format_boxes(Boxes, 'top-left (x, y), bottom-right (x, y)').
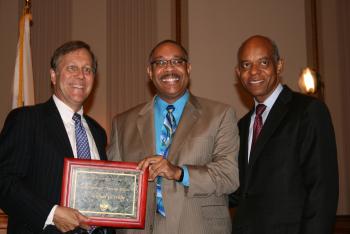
top-left (0, 41), bottom-right (108, 233)
top-left (230, 35), bottom-right (338, 234)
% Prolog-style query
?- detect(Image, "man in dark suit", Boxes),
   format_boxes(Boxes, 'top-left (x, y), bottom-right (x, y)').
top-left (0, 41), bottom-right (108, 233)
top-left (108, 40), bottom-right (239, 233)
top-left (230, 35), bottom-right (338, 234)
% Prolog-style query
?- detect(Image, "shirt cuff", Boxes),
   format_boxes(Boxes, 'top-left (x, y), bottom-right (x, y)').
top-left (44, 205), bottom-right (58, 229)
top-left (181, 166), bottom-right (190, 187)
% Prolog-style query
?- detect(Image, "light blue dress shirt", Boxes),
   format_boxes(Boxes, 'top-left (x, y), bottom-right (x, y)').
top-left (154, 90), bottom-right (190, 186)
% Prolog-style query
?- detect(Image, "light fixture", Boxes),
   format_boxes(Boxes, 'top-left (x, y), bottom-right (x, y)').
top-left (298, 67), bottom-right (318, 94)
top-left (298, 67), bottom-right (324, 100)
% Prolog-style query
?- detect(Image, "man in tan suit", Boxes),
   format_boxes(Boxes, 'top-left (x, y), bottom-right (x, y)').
top-left (108, 40), bottom-right (239, 234)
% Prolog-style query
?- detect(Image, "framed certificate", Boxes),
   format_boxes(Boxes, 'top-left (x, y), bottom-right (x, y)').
top-left (60, 158), bottom-right (149, 228)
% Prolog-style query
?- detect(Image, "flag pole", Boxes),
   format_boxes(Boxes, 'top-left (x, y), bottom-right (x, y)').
top-left (25, 0), bottom-right (31, 13)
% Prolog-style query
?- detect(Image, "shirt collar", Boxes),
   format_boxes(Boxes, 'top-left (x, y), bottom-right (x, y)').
top-left (254, 84), bottom-right (283, 110)
top-left (53, 95), bottom-right (84, 124)
top-left (155, 90), bottom-right (190, 114)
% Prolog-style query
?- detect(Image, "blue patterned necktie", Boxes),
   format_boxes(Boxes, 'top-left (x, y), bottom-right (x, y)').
top-left (156, 105), bottom-right (177, 216)
top-left (72, 113), bottom-right (91, 159)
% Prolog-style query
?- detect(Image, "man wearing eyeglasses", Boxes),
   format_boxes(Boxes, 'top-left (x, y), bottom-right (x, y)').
top-left (108, 39), bottom-right (240, 234)
top-left (0, 41), bottom-right (111, 233)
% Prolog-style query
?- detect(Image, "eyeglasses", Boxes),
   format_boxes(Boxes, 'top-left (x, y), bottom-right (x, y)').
top-left (65, 65), bottom-right (94, 76)
top-left (151, 58), bottom-right (187, 68)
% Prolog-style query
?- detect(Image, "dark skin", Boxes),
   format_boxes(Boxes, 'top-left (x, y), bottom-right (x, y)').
top-left (137, 156), bottom-right (182, 181)
top-left (235, 35), bottom-right (284, 103)
top-left (138, 42), bottom-right (191, 181)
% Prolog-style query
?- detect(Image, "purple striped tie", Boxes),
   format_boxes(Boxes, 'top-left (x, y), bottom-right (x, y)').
top-left (252, 104), bottom-right (266, 148)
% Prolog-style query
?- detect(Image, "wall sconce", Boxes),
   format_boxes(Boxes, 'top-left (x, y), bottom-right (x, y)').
top-left (298, 67), bottom-right (317, 94)
top-left (298, 67), bottom-right (324, 100)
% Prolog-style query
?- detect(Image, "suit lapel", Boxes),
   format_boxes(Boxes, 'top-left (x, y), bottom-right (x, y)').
top-left (239, 114), bottom-right (251, 167)
top-left (135, 96), bottom-right (201, 159)
top-left (164, 95), bottom-right (199, 228)
top-left (86, 118), bottom-right (106, 160)
top-left (44, 98), bottom-right (74, 158)
top-left (167, 95), bottom-right (200, 163)
top-left (136, 101), bottom-right (155, 156)
top-left (248, 86), bottom-right (292, 168)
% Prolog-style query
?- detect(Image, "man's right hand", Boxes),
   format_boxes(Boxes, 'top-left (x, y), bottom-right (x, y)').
top-left (53, 206), bottom-right (90, 232)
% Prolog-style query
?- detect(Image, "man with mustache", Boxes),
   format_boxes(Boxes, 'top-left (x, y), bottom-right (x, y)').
top-left (0, 41), bottom-right (111, 233)
top-left (108, 39), bottom-right (240, 234)
top-left (230, 35), bottom-right (338, 234)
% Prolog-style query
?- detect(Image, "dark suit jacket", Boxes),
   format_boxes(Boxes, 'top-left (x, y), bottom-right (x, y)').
top-left (231, 86), bottom-right (338, 234)
top-left (0, 98), bottom-right (107, 234)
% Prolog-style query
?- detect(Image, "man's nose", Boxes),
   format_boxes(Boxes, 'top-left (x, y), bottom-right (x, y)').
top-left (250, 63), bottom-right (260, 75)
top-left (163, 64), bottom-right (175, 71)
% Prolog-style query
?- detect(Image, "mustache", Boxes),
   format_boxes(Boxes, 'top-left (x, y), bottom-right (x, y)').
top-left (160, 73), bottom-right (181, 80)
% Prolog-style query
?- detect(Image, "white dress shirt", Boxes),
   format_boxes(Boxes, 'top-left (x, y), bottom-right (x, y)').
top-left (247, 84), bottom-right (283, 161)
top-left (44, 95), bottom-right (101, 228)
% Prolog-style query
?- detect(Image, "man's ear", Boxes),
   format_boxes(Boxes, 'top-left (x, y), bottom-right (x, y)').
top-left (276, 59), bottom-right (284, 75)
top-left (50, 69), bottom-right (57, 85)
top-left (187, 63), bottom-right (192, 75)
top-left (147, 66), bottom-right (153, 81)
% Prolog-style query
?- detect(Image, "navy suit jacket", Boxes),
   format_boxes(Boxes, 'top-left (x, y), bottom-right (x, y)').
top-left (0, 98), bottom-right (107, 233)
top-left (231, 86), bottom-right (338, 234)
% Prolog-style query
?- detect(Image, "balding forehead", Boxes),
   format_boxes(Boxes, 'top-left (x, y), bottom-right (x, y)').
top-left (240, 36), bottom-right (271, 52)
top-left (238, 35), bottom-right (280, 62)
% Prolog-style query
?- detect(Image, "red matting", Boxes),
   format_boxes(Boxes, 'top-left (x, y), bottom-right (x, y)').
top-left (61, 158), bottom-right (148, 228)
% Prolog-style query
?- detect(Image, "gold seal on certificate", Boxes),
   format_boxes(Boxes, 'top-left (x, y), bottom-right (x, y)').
top-left (60, 158), bottom-right (149, 228)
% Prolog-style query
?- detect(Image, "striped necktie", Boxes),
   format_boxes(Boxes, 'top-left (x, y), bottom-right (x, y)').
top-left (251, 104), bottom-right (266, 148)
top-left (72, 113), bottom-right (91, 159)
top-left (156, 105), bottom-right (177, 216)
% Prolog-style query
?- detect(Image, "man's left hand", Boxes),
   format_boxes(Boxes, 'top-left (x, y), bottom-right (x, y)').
top-left (137, 155), bottom-right (182, 181)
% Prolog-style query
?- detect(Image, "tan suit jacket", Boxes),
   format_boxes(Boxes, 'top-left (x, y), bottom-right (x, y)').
top-left (108, 94), bottom-right (239, 234)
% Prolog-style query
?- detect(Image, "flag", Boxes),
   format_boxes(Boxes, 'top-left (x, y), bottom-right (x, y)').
top-left (12, 7), bottom-right (35, 109)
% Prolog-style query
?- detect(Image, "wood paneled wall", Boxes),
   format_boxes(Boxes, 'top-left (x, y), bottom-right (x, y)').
top-left (106, 0), bottom-right (157, 128)
top-left (29, 0), bottom-right (72, 103)
top-left (18, 0), bottom-right (72, 104)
